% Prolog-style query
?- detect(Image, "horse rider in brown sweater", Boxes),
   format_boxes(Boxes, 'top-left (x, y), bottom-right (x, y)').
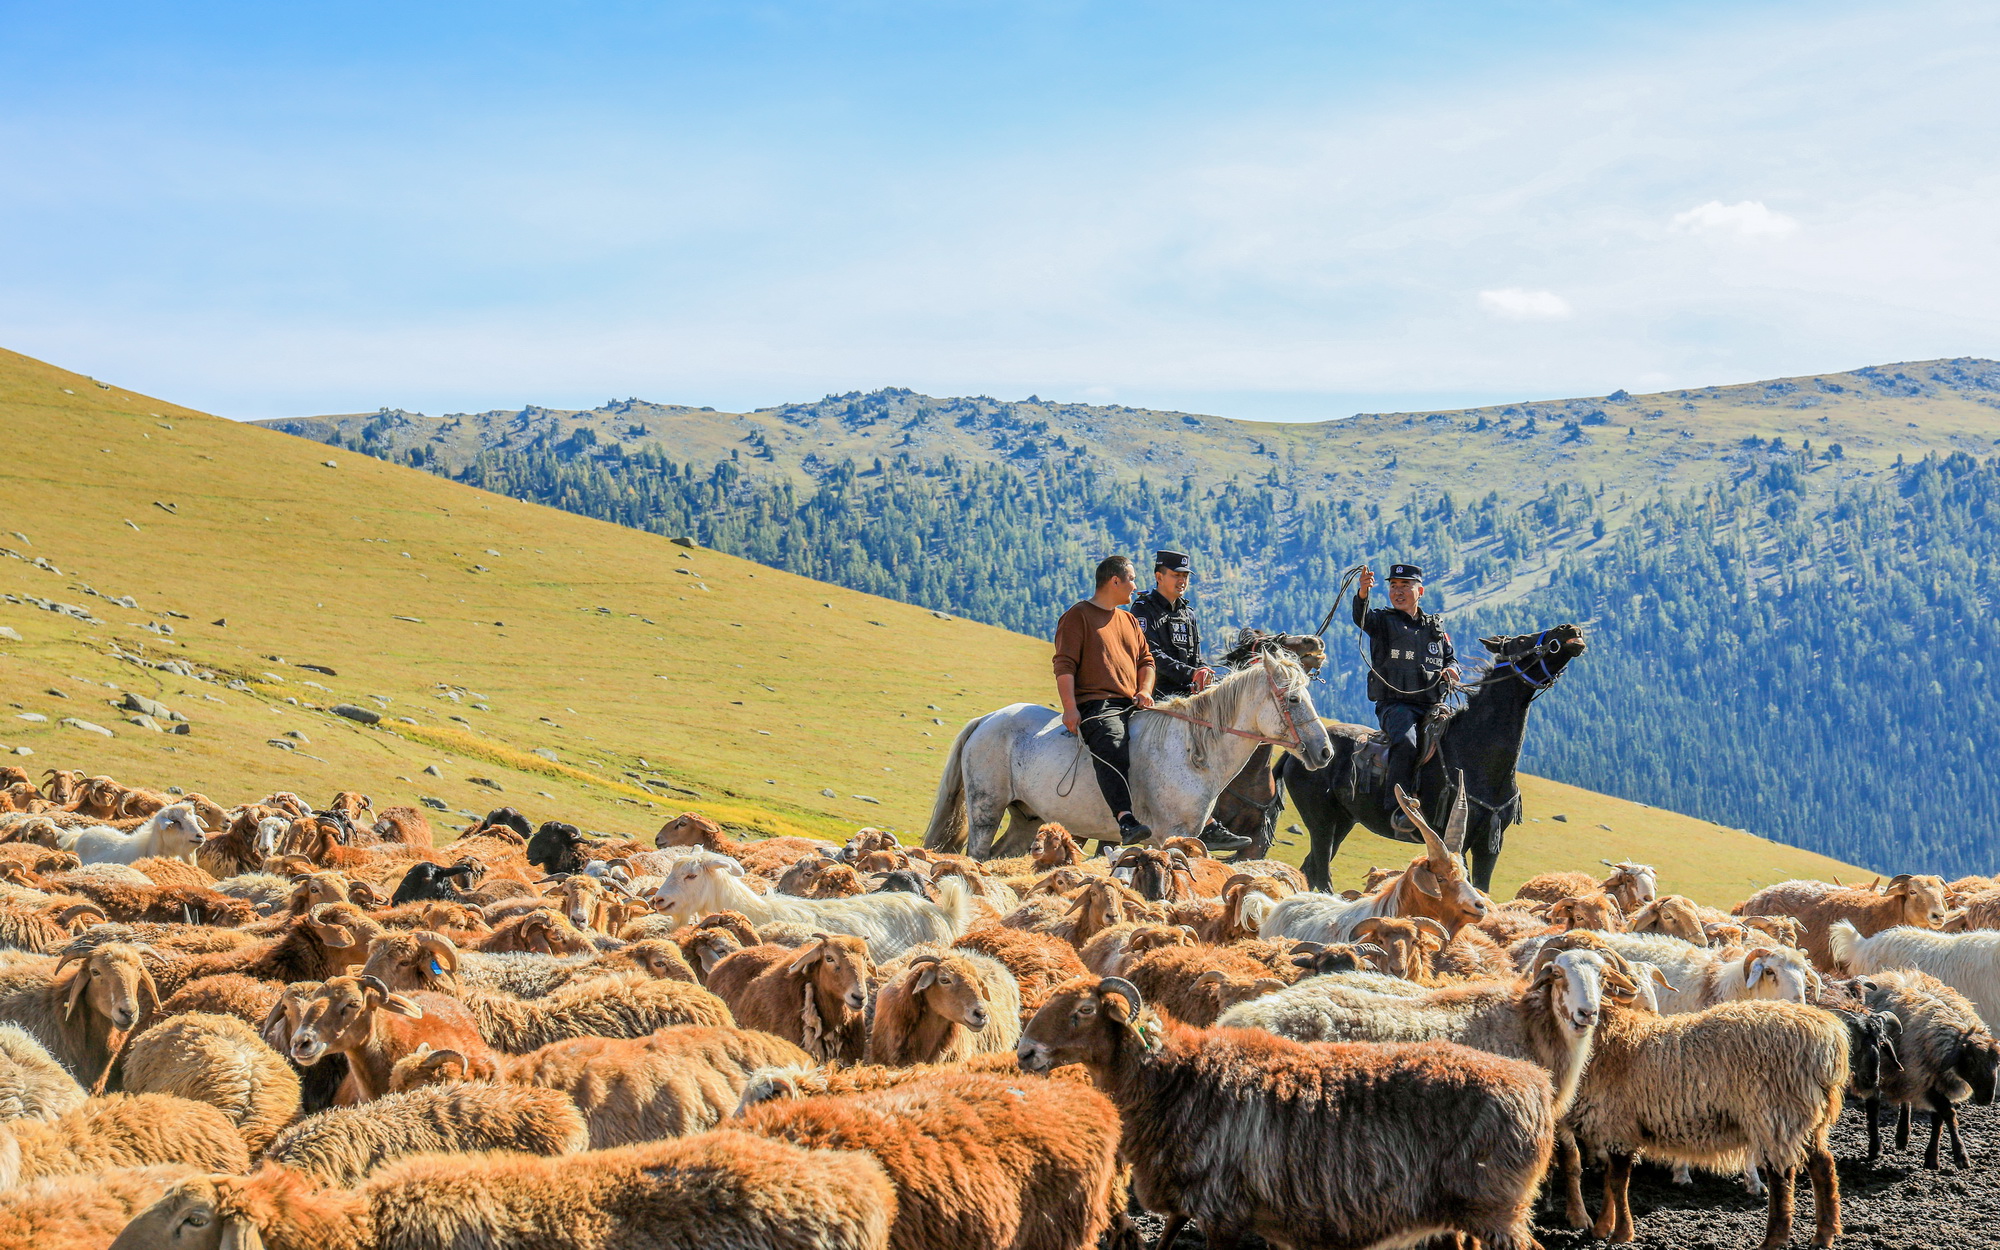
top-left (1052, 555), bottom-right (1158, 847)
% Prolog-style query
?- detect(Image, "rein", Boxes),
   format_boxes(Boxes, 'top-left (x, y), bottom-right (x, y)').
top-left (1142, 666), bottom-right (1306, 753)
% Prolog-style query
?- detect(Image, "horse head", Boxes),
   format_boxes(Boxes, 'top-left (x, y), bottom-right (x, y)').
top-left (1259, 650), bottom-right (1334, 769)
top-left (1478, 623), bottom-right (1587, 689)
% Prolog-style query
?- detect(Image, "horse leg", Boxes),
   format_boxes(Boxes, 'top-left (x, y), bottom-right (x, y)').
top-left (1468, 840), bottom-right (1500, 894)
top-left (1283, 757), bottom-right (1352, 893)
top-left (963, 785), bottom-right (1009, 861)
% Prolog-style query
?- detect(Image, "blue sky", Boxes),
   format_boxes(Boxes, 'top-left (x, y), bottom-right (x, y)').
top-left (2, 2), bottom-right (1995, 421)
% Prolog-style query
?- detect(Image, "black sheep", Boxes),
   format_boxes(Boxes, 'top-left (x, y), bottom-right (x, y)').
top-left (390, 859), bottom-right (485, 906)
top-left (527, 820), bottom-right (589, 875)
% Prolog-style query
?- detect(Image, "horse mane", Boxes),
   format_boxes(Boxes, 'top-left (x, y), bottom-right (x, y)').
top-left (1158, 649), bottom-right (1309, 767)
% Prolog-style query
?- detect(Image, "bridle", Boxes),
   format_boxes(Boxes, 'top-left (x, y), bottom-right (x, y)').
top-left (1460, 628), bottom-right (1573, 697)
top-left (1142, 663), bottom-right (1310, 753)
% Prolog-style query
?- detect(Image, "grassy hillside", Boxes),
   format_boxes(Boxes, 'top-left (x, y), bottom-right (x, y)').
top-left (1, 345), bottom-right (1869, 903)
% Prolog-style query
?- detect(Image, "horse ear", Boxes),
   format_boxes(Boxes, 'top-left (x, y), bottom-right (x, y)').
top-left (1480, 635), bottom-right (1506, 652)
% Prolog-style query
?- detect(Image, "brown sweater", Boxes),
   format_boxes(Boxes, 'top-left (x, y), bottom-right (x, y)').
top-left (1052, 601), bottom-right (1155, 703)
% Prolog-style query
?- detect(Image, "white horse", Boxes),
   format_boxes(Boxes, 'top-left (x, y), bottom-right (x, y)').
top-left (924, 649), bottom-right (1334, 859)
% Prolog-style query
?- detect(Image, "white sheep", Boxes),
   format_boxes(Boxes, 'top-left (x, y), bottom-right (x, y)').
top-left (1830, 920), bottom-right (2000, 1032)
top-left (1566, 933), bottom-right (1818, 1014)
top-left (649, 850), bottom-right (975, 960)
top-left (61, 804), bottom-right (208, 867)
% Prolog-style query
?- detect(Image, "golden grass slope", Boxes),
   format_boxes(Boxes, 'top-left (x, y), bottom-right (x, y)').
top-left (0, 346), bottom-right (1872, 901)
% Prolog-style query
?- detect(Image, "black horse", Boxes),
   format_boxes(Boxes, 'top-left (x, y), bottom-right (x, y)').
top-left (1277, 623), bottom-right (1587, 893)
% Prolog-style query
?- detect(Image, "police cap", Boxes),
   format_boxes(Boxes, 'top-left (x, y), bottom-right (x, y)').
top-left (1388, 563), bottom-right (1423, 584)
top-left (1154, 551), bottom-right (1192, 573)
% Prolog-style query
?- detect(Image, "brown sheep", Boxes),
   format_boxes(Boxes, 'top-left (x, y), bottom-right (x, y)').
top-left (262, 1074), bottom-right (586, 1186)
top-left (148, 973), bottom-right (286, 1034)
top-left (807, 863), bottom-right (869, 898)
top-left (1029, 823), bottom-right (1084, 871)
top-left (1628, 894), bottom-right (1707, 944)
top-left (867, 948), bottom-right (1021, 1066)
top-left (0, 898), bottom-right (106, 954)
top-left (369, 806), bottom-right (433, 845)
top-left (1740, 913), bottom-right (1808, 948)
top-left (0, 943), bottom-right (160, 1088)
top-left (1514, 861), bottom-right (1657, 911)
top-left (52, 877), bottom-right (256, 927)
top-left (1077, 922), bottom-right (1197, 977)
top-left (952, 922), bottom-right (1087, 1019)
top-left (112, 1130), bottom-right (897, 1250)
top-left (1737, 874), bottom-right (1951, 971)
top-left (1123, 941), bottom-right (1294, 1026)
top-left (1432, 924), bottom-right (1515, 981)
top-left (1351, 915), bottom-right (1452, 980)
top-left (406, 1025), bottom-right (815, 1149)
top-left (474, 909), bottom-right (595, 955)
top-left (654, 811), bottom-right (831, 878)
top-left (128, 857), bottom-right (216, 889)
top-left (739, 1071), bottom-right (1122, 1250)
top-left (1546, 892), bottom-right (1626, 933)
top-left (287, 974), bottom-right (500, 1101)
top-left (707, 935), bottom-right (873, 1063)
top-left (0, 1094), bottom-right (249, 1189)
top-left (1113, 845), bottom-right (1199, 903)
top-left (1003, 877), bottom-right (1150, 950)
top-left (0, 845), bottom-right (80, 875)
top-left (120, 1012), bottom-right (301, 1154)
top-left (0, 1163), bottom-right (203, 1250)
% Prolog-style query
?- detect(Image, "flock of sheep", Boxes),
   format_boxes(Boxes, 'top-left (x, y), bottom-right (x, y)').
top-left (0, 763), bottom-right (1995, 1250)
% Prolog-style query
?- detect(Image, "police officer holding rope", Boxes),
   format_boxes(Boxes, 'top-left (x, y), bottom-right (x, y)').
top-left (1353, 563), bottom-right (1459, 836)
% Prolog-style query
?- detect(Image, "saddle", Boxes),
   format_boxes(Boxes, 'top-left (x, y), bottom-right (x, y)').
top-left (1330, 706), bottom-right (1455, 826)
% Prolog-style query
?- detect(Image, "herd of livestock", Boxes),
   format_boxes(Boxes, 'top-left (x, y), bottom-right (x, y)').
top-left (0, 763), bottom-right (1994, 1249)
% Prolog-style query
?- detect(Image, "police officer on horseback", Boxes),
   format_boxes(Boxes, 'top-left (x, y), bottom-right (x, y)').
top-left (1131, 550), bottom-right (1251, 853)
top-left (1354, 563), bottom-right (1458, 835)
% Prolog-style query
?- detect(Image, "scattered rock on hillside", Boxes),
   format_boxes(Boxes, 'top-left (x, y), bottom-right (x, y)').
top-left (12, 747), bottom-right (30, 755)
top-left (284, 730), bottom-right (310, 744)
top-left (469, 777), bottom-right (503, 791)
top-left (423, 764), bottom-right (443, 777)
top-left (0, 627), bottom-right (19, 642)
top-left (533, 748), bottom-right (559, 762)
top-left (821, 788), bottom-right (836, 798)
top-left (15, 713), bottom-right (46, 723)
top-left (298, 664), bottom-right (337, 676)
top-left (59, 718), bottom-right (112, 737)
top-left (393, 615), bottom-right (423, 623)
top-left (127, 715), bottom-right (162, 732)
top-left (670, 536), bottom-right (695, 547)
top-left (419, 796), bottom-right (448, 810)
top-left (853, 795), bottom-right (880, 804)
top-left (266, 738), bottom-right (294, 751)
top-left (332, 704), bottom-right (381, 725)
top-left (1551, 814), bottom-right (1568, 822)
top-left (119, 692), bottom-right (182, 721)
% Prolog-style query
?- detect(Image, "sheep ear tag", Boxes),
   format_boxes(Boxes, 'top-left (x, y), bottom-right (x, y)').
top-left (428, 958), bottom-right (446, 977)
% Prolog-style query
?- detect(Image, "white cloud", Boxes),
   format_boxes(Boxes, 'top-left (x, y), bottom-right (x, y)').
top-left (1671, 200), bottom-right (1799, 239)
top-left (1478, 288), bottom-right (1573, 320)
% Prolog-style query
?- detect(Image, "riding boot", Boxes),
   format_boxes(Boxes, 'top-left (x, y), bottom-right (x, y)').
top-left (1117, 813), bottom-right (1154, 846)
top-left (1199, 819), bottom-right (1252, 852)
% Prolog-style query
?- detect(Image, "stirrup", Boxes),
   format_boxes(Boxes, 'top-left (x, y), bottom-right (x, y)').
top-left (1389, 809), bottom-right (1415, 837)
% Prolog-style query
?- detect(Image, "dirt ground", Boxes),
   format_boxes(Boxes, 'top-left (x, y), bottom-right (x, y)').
top-left (1122, 1100), bottom-right (1996, 1248)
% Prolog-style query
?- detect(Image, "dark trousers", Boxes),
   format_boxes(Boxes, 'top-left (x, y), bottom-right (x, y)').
top-left (1376, 700), bottom-right (1426, 814)
top-left (1078, 698), bottom-right (1138, 820)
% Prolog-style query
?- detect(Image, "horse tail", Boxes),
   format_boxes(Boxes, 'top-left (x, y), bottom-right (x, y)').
top-left (923, 715), bottom-right (986, 854)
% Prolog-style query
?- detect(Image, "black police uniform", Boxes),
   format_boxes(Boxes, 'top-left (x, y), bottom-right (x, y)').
top-left (1132, 553), bottom-right (1203, 699)
top-left (1353, 564), bottom-right (1455, 817)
